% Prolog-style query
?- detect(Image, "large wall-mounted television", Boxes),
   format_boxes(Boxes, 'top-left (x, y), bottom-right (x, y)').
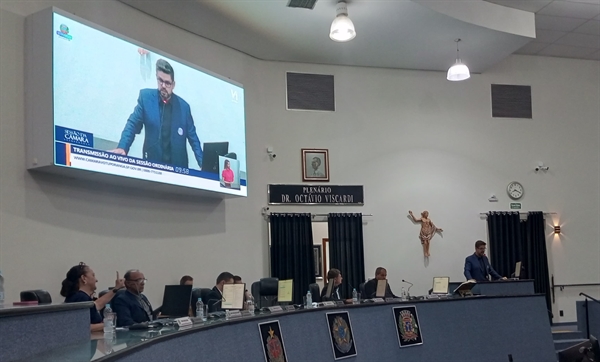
top-left (26, 8), bottom-right (247, 197)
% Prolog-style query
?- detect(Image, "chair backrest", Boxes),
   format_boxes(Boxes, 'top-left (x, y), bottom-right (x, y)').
top-left (309, 283), bottom-right (321, 303)
top-left (252, 278), bottom-right (279, 309)
top-left (199, 288), bottom-right (213, 305)
top-left (359, 282), bottom-right (366, 297)
top-left (20, 290), bottom-right (52, 304)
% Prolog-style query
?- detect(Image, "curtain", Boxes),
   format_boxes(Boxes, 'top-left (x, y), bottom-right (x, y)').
top-left (487, 211), bottom-right (552, 320)
top-left (269, 213), bottom-right (315, 305)
top-left (524, 211), bottom-right (552, 316)
top-left (328, 213), bottom-right (365, 300)
top-left (487, 211), bottom-right (523, 277)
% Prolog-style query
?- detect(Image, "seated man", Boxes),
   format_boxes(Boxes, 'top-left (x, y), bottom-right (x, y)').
top-left (320, 268), bottom-right (344, 301)
top-left (180, 275), bottom-right (193, 286)
top-left (363, 267), bottom-right (398, 298)
top-left (112, 269), bottom-right (153, 327)
top-left (464, 240), bottom-right (507, 282)
top-left (206, 271), bottom-right (234, 313)
top-left (233, 275), bottom-right (253, 304)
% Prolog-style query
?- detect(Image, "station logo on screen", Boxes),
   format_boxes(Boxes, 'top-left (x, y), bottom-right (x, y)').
top-left (56, 23), bottom-right (72, 40)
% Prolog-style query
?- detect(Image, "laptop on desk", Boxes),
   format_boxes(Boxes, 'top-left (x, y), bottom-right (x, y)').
top-left (160, 285), bottom-right (193, 318)
top-left (432, 277), bottom-right (450, 295)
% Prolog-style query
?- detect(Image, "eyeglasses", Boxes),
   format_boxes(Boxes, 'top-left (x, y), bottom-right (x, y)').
top-left (157, 78), bottom-right (173, 88)
top-left (128, 278), bottom-right (147, 284)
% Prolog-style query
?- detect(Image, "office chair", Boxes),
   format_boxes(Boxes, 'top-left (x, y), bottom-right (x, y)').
top-left (359, 282), bottom-right (366, 298)
top-left (199, 288), bottom-right (212, 305)
top-left (20, 290), bottom-right (52, 304)
top-left (190, 288), bottom-right (202, 314)
top-left (252, 278), bottom-right (278, 309)
top-left (309, 283), bottom-right (321, 303)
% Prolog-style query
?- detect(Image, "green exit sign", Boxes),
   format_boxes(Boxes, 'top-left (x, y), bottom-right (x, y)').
top-left (510, 203), bottom-right (522, 209)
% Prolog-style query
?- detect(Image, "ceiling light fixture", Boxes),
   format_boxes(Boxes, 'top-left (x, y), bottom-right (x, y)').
top-left (447, 39), bottom-right (470, 81)
top-left (330, 1), bottom-right (356, 42)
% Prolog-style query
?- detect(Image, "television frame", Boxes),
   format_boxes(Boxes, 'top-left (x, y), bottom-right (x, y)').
top-left (25, 7), bottom-right (247, 197)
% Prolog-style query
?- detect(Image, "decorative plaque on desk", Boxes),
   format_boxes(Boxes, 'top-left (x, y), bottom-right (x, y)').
top-left (392, 305), bottom-right (423, 348)
top-left (326, 311), bottom-right (357, 360)
top-left (257, 320), bottom-right (288, 362)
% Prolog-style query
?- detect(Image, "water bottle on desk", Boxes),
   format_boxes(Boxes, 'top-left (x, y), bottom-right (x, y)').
top-left (401, 287), bottom-right (407, 301)
top-left (247, 295), bottom-right (255, 314)
top-left (103, 304), bottom-right (115, 333)
top-left (306, 290), bottom-right (312, 309)
top-left (352, 288), bottom-right (358, 304)
top-left (196, 298), bottom-right (206, 321)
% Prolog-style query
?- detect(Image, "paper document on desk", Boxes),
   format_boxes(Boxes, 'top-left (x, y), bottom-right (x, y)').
top-left (376, 279), bottom-right (387, 298)
top-left (222, 283), bottom-right (245, 309)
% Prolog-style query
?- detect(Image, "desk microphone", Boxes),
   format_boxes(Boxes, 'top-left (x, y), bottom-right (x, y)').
top-left (402, 279), bottom-right (414, 295)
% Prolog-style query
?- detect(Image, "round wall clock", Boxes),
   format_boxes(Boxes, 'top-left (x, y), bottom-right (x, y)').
top-left (507, 181), bottom-right (524, 200)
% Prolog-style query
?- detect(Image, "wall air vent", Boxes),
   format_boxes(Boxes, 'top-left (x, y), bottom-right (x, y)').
top-left (287, 0), bottom-right (318, 9)
top-left (286, 72), bottom-right (335, 111)
top-left (491, 84), bottom-right (532, 119)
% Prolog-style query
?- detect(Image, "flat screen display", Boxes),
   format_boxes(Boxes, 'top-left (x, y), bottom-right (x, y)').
top-left (52, 12), bottom-right (247, 196)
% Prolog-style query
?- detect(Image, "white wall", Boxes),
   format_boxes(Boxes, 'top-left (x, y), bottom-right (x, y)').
top-left (0, 1), bottom-right (598, 322)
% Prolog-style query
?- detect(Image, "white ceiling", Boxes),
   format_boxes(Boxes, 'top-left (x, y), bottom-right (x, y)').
top-left (120, 0), bottom-right (597, 70)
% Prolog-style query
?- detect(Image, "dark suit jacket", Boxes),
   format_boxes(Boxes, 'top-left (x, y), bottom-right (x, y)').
top-left (363, 279), bottom-right (397, 298)
top-left (206, 286), bottom-right (224, 313)
top-left (464, 253), bottom-right (502, 281)
top-left (320, 284), bottom-right (342, 301)
top-left (112, 290), bottom-right (153, 327)
top-left (117, 89), bottom-right (203, 168)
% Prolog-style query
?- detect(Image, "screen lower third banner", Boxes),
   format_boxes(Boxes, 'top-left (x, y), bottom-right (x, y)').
top-left (268, 185), bottom-right (364, 205)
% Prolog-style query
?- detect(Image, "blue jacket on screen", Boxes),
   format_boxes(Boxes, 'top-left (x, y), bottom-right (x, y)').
top-left (464, 253), bottom-right (502, 281)
top-left (117, 89), bottom-right (203, 168)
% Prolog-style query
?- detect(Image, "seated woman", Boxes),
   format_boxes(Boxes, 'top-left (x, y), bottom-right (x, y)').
top-left (61, 262), bottom-right (125, 332)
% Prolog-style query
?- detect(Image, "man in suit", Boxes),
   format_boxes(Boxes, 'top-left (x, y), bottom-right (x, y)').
top-left (206, 272), bottom-right (235, 313)
top-left (464, 240), bottom-right (507, 282)
top-left (363, 267), bottom-right (398, 298)
top-left (110, 59), bottom-right (203, 169)
top-left (112, 269), bottom-right (153, 326)
top-left (321, 268), bottom-right (346, 302)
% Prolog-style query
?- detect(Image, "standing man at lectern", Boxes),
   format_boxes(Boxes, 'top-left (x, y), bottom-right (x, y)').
top-left (363, 267), bottom-right (398, 298)
top-left (464, 240), bottom-right (507, 282)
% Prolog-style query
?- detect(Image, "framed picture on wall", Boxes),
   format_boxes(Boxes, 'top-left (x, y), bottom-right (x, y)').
top-left (313, 245), bottom-right (323, 278)
top-left (302, 148), bottom-right (329, 182)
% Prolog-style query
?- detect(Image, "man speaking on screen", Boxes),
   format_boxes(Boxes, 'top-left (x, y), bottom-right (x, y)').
top-left (110, 59), bottom-right (203, 169)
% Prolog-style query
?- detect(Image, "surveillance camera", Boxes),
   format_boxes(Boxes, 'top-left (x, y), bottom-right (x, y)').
top-left (271, 153), bottom-right (277, 159)
top-left (535, 167), bottom-right (540, 172)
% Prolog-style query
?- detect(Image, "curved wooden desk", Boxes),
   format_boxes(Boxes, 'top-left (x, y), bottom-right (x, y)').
top-left (10, 294), bottom-right (556, 362)
top-left (0, 302), bottom-right (93, 362)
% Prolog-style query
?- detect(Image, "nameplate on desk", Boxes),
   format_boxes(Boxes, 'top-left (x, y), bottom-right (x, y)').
top-left (322, 301), bottom-right (336, 307)
top-left (228, 310), bottom-right (243, 319)
top-left (241, 310), bottom-right (253, 317)
top-left (335, 301), bottom-right (345, 306)
top-left (386, 298), bottom-right (402, 303)
top-left (268, 306), bottom-right (284, 313)
top-left (372, 298), bottom-right (385, 303)
top-left (284, 305), bottom-right (296, 312)
top-left (174, 317), bottom-right (193, 327)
